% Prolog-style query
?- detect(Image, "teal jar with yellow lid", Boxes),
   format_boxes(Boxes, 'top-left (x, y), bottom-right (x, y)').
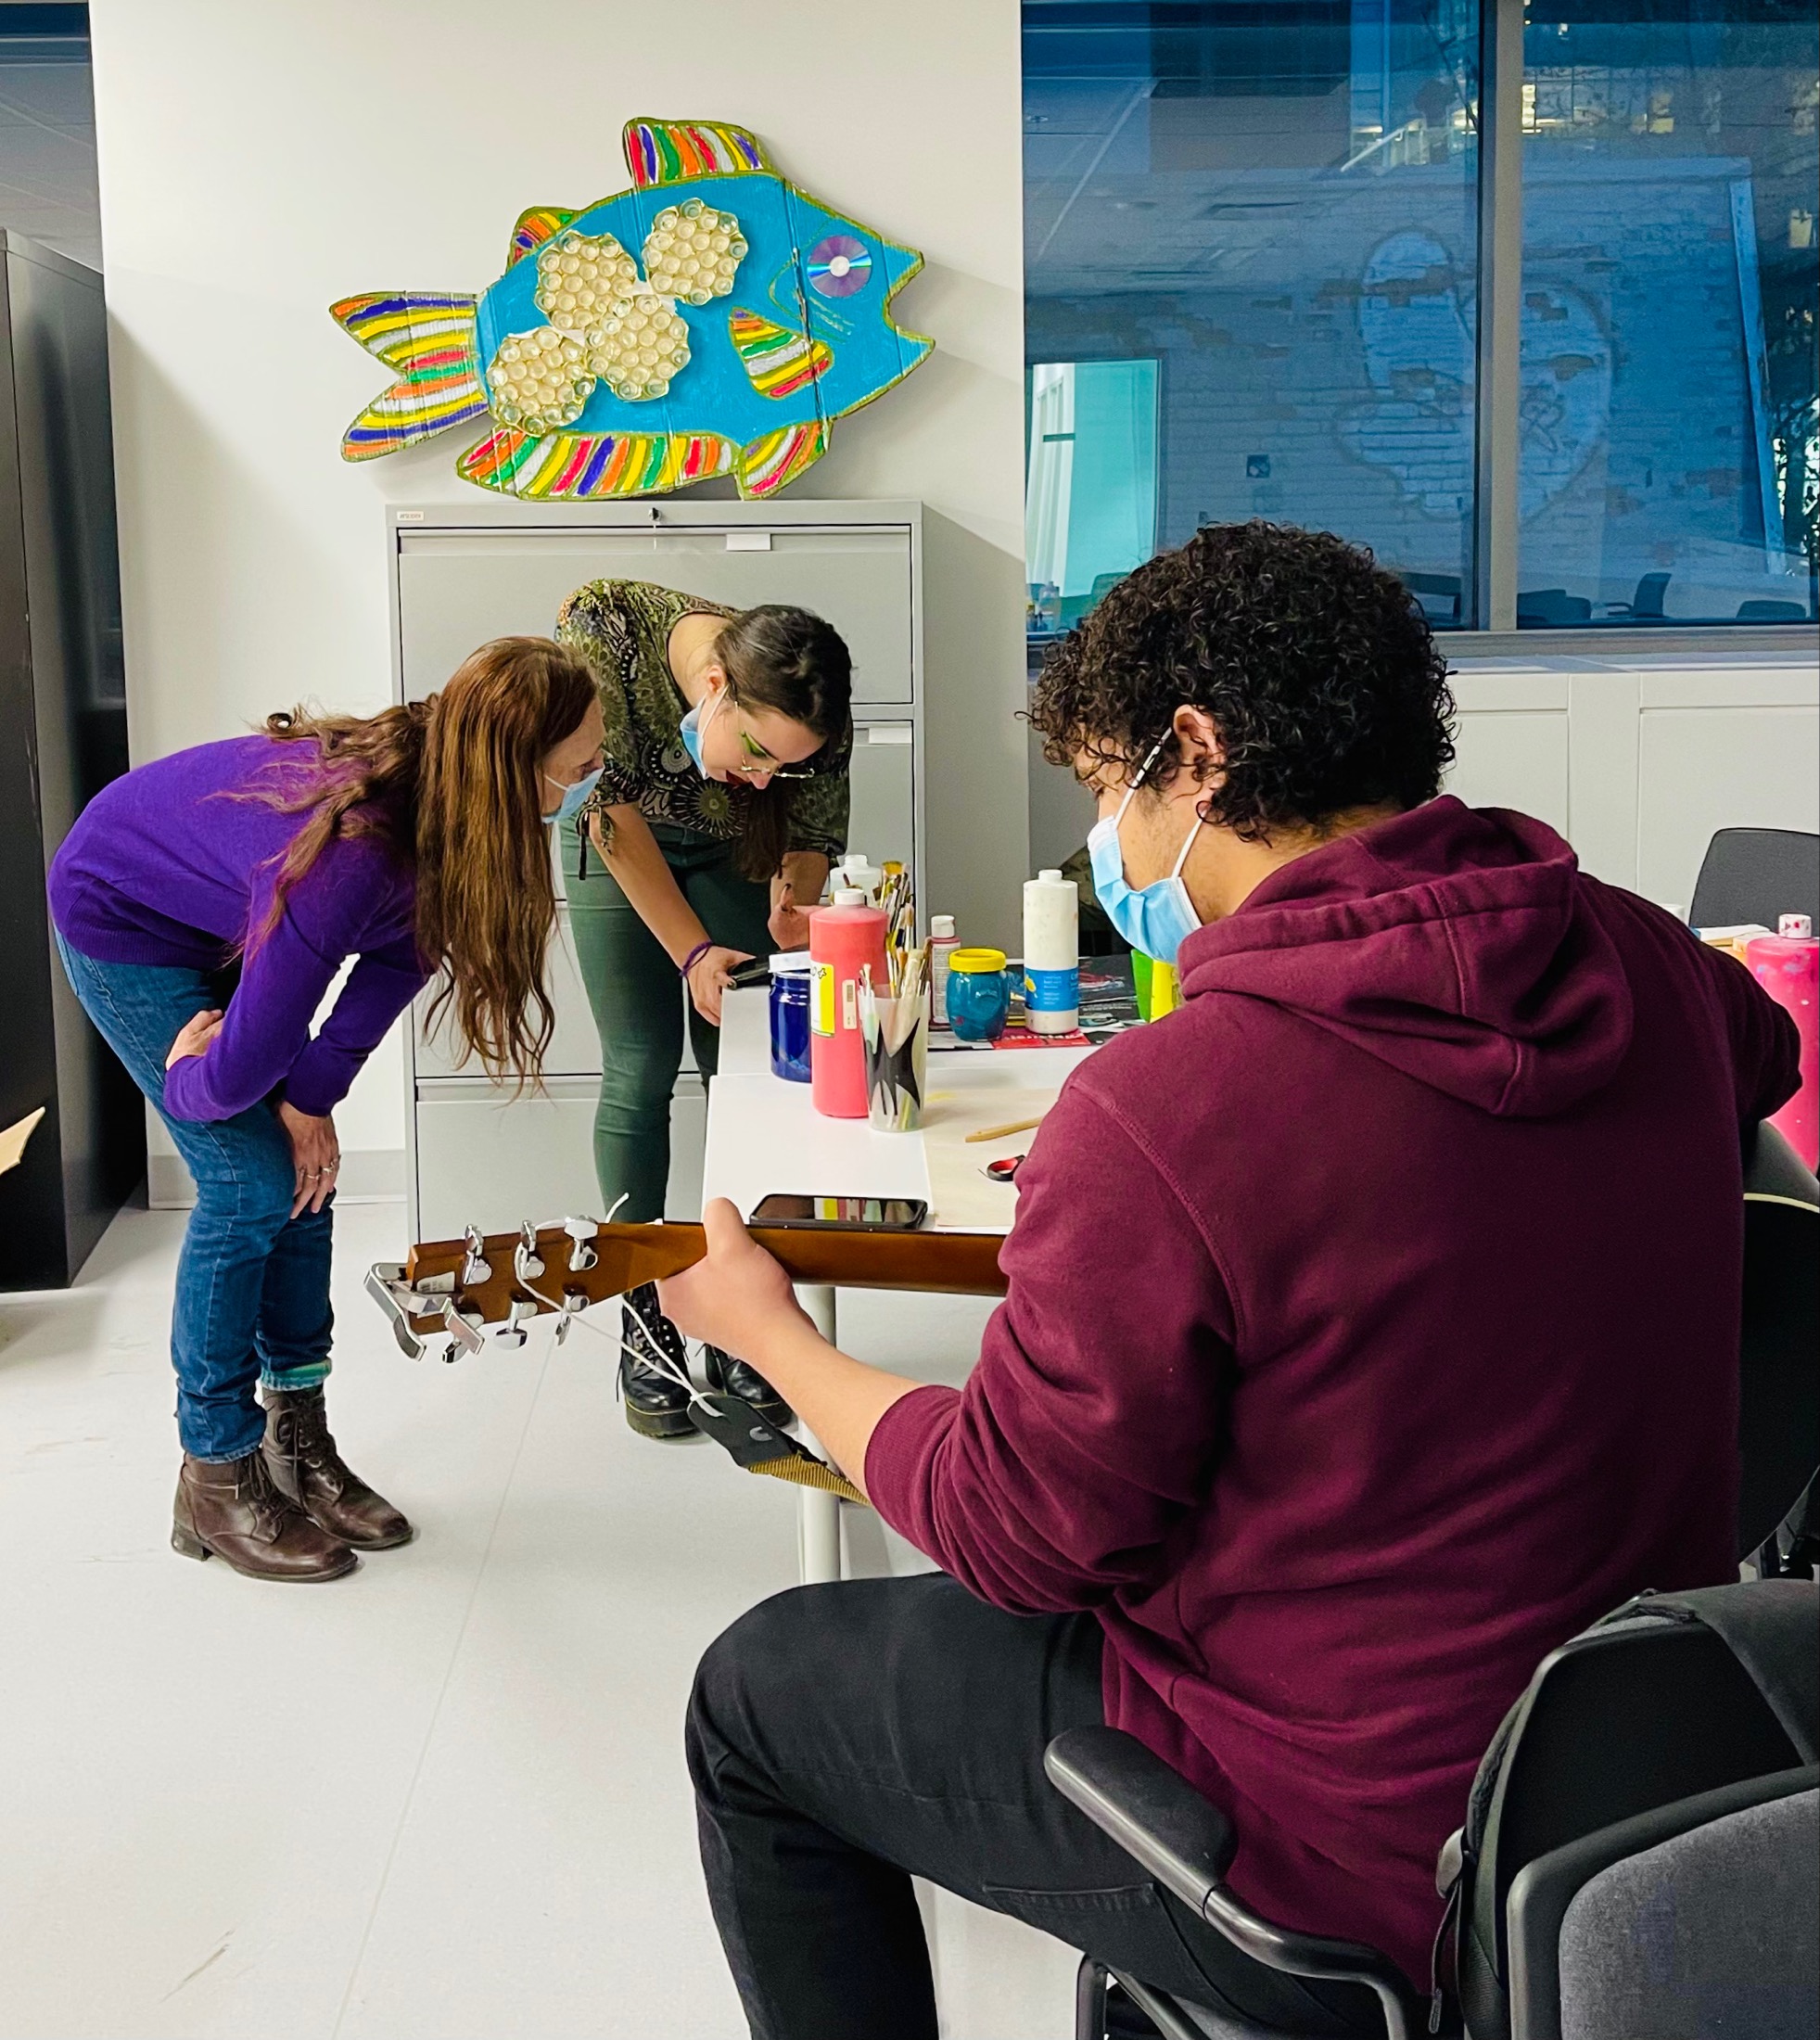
top-left (946, 947), bottom-right (1012, 1042)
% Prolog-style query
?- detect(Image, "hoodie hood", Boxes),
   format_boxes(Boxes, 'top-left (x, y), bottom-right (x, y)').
top-left (1177, 797), bottom-right (1635, 1117)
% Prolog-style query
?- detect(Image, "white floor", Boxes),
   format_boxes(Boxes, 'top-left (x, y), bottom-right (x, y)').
top-left (0, 1200), bottom-right (1076, 2040)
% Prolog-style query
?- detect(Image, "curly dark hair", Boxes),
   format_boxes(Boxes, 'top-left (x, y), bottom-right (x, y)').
top-left (1028, 522), bottom-right (1456, 840)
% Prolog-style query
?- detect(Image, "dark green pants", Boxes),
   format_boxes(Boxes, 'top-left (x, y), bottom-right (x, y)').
top-left (566, 825), bottom-right (773, 1223)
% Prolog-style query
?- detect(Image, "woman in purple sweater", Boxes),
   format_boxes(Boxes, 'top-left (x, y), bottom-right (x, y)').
top-left (49, 637), bottom-right (605, 1584)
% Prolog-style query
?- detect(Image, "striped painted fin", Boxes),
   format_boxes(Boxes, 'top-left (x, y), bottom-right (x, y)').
top-left (734, 419), bottom-right (831, 500)
top-left (457, 427), bottom-right (736, 501)
top-left (728, 308), bottom-right (832, 401)
top-left (330, 292), bottom-right (488, 460)
top-left (506, 206), bottom-right (574, 268)
top-left (623, 118), bottom-right (770, 189)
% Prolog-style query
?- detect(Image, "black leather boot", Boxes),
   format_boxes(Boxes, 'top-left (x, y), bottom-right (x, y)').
top-left (619, 1282), bottom-right (696, 1439)
top-left (703, 1343), bottom-right (794, 1427)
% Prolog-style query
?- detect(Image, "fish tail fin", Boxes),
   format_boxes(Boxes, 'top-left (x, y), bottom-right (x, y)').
top-left (734, 419), bottom-right (831, 500)
top-left (329, 292), bottom-right (490, 461)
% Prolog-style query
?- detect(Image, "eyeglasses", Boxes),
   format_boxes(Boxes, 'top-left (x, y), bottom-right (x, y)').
top-left (734, 720), bottom-right (820, 782)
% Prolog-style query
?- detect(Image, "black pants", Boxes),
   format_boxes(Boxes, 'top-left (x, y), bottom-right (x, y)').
top-left (687, 1574), bottom-right (1381, 2040)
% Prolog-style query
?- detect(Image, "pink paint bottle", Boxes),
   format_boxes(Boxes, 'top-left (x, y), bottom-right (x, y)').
top-left (1748, 914), bottom-right (1818, 1171)
top-left (809, 888), bottom-right (888, 1119)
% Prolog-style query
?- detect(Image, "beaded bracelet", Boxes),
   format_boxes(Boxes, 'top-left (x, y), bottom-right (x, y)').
top-left (679, 939), bottom-right (715, 980)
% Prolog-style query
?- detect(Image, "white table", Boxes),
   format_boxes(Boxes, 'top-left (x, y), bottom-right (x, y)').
top-left (702, 989), bottom-right (1093, 1582)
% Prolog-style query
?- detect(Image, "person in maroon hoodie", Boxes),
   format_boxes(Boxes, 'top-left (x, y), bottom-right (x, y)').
top-left (658, 523), bottom-right (1801, 2040)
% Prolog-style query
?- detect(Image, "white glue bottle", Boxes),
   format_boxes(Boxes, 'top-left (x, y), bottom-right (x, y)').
top-left (835, 854), bottom-right (879, 901)
top-left (929, 914), bottom-right (959, 1029)
top-left (1023, 869), bottom-right (1079, 1035)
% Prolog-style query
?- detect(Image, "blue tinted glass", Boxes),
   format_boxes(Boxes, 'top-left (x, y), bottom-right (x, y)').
top-left (0, 9), bottom-right (98, 270)
top-left (1519, 0), bottom-right (1819, 626)
top-left (1025, 0), bottom-right (1483, 635)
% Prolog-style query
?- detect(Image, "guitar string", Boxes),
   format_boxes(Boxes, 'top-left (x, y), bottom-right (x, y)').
top-left (507, 1252), bottom-right (719, 1414)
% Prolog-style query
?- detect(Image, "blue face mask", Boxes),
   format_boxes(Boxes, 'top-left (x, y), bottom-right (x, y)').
top-left (1087, 739), bottom-right (1205, 965)
top-left (678, 682), bottom-right (726, 778)
top-left (542, 766), bottom-right (603, 826)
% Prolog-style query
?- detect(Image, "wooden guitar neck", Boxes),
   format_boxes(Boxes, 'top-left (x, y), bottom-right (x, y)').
top-left (389, 1218), bottom-right (1007, 1342)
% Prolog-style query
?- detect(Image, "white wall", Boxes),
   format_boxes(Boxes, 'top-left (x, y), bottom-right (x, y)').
top-left (1445, 652), bottom-right (1819, 910)
top-left (89, 0), bottom-right (1026, 1173)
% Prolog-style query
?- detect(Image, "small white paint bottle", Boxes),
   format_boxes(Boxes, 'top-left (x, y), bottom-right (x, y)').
top-left (929, 914), bottom-right (959, 1030)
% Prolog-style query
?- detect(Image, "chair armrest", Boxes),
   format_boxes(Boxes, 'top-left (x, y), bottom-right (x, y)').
top-left (1046, 1727), bottom-right (1424, 2040)
top-left (1744, 1119), bottom-right (1820, 1209)
top-left (1045, 1726), bottom-right (1237, 1913)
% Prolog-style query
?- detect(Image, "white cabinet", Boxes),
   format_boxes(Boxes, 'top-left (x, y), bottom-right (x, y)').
top-left (389, 501), bottom-right (924, 1239)
top-left (1439, 654), bottom-right (1816, 906)
top-left (414, 1075), bottom-right (706, 1242)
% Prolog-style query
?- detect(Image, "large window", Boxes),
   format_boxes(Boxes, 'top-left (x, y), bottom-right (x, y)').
top-left (1024, 0), bottom-right (1819, 633)
top-left (1025, 358), bottom-right (1161, 632)
top-left (1521, 1), bottom-right (1817, 623)
top-left (0, 6), bottom-right (98, 270)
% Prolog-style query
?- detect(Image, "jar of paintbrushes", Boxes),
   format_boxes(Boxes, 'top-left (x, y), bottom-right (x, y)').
top-left (860, 865), bottom-right (930, 1131)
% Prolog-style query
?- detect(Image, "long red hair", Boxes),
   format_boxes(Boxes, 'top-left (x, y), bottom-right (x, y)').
top-left (248, 637), bottom-right (597, 1084)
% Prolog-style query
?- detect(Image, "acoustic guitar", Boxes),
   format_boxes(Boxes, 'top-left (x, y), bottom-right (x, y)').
top-left (369, 1123), bottom-right (1817, 1526)
top-left (366, 1215), bottom-right (1009, 1504)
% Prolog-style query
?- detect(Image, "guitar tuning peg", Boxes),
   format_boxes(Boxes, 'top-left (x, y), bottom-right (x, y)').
top-left (563, 1214), bottom-right (600, 1272)
top-left (515, 1220), bottom-right (545, 1283)
top-left (460, 1225), bottom-right (491, 1286)
top-left (493, 1297), bottom-right (539, 1349)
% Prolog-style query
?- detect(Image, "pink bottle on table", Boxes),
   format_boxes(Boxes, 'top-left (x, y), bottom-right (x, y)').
top-left (1747, 914), bottom-right (1818, 1171)
top-left (809, 889), bottom-right (888, 1119)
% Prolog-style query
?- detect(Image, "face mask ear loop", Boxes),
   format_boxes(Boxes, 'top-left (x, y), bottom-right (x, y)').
top-left (1110, 733), bottom-right (1171, 833)
top-left (1169, 804), bottom-right (1205, 880)
top-left (697, 677), bottom-right (726, 743)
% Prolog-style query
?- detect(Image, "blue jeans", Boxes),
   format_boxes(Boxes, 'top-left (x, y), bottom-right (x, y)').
top-left (55, 932), bottom-right (333, 1460)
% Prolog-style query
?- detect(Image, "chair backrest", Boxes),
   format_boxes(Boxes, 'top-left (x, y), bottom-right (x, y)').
top-left (1516, 590), bottom-right (1591, 625)
top-left (1689, 827), bottom-right (1820, 930)
top-left (1456, 1587), bottom-right (1815, 2040)
top-left (1631, 571), bottom-right (1671, 618)
top-left (1555, 1780), bottom-right (1819, 2040)
top-left (1736, 598), bottom-right (1809, 622)
top-left (1739, 1122), bottom-right (1820, 1562)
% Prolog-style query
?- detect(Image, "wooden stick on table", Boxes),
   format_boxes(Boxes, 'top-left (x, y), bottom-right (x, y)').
top-left (964, 1115), bottom-right (1048, 1145)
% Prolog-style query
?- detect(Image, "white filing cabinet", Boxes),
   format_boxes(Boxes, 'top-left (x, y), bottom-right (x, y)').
top-left (388, 499), bottom-right (925, 1243)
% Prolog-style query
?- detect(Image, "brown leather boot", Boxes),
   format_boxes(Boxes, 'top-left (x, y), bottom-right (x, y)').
top-left (172, 1450), bottom-right (357, 1581)
top-left (261, 1385), bottom-right (414, 1550)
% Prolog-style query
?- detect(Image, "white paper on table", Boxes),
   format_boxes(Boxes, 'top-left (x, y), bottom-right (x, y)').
top-left (920, 1086), bottom-right (1061, 1232)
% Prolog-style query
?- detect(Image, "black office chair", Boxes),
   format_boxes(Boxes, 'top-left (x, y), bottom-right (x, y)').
top-left (1050, 1582), bottom-right (1819, 2040)
top-left (1688, 827), bottom-right (1820, 931)
top-left (1617, 570), bottom-right (1671, 619)
top-left (1515, 591), bottom-right (1592, 627)
top-left (1736, 599), bottom-right (1809, 623)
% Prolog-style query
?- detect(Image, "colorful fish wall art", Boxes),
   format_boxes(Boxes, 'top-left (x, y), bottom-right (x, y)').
top-left (331, 119), bottom-right (933, 502)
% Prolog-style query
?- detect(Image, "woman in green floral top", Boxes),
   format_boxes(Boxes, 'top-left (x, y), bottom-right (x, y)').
top-left (555, 580), bottom-right (851, 1439)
